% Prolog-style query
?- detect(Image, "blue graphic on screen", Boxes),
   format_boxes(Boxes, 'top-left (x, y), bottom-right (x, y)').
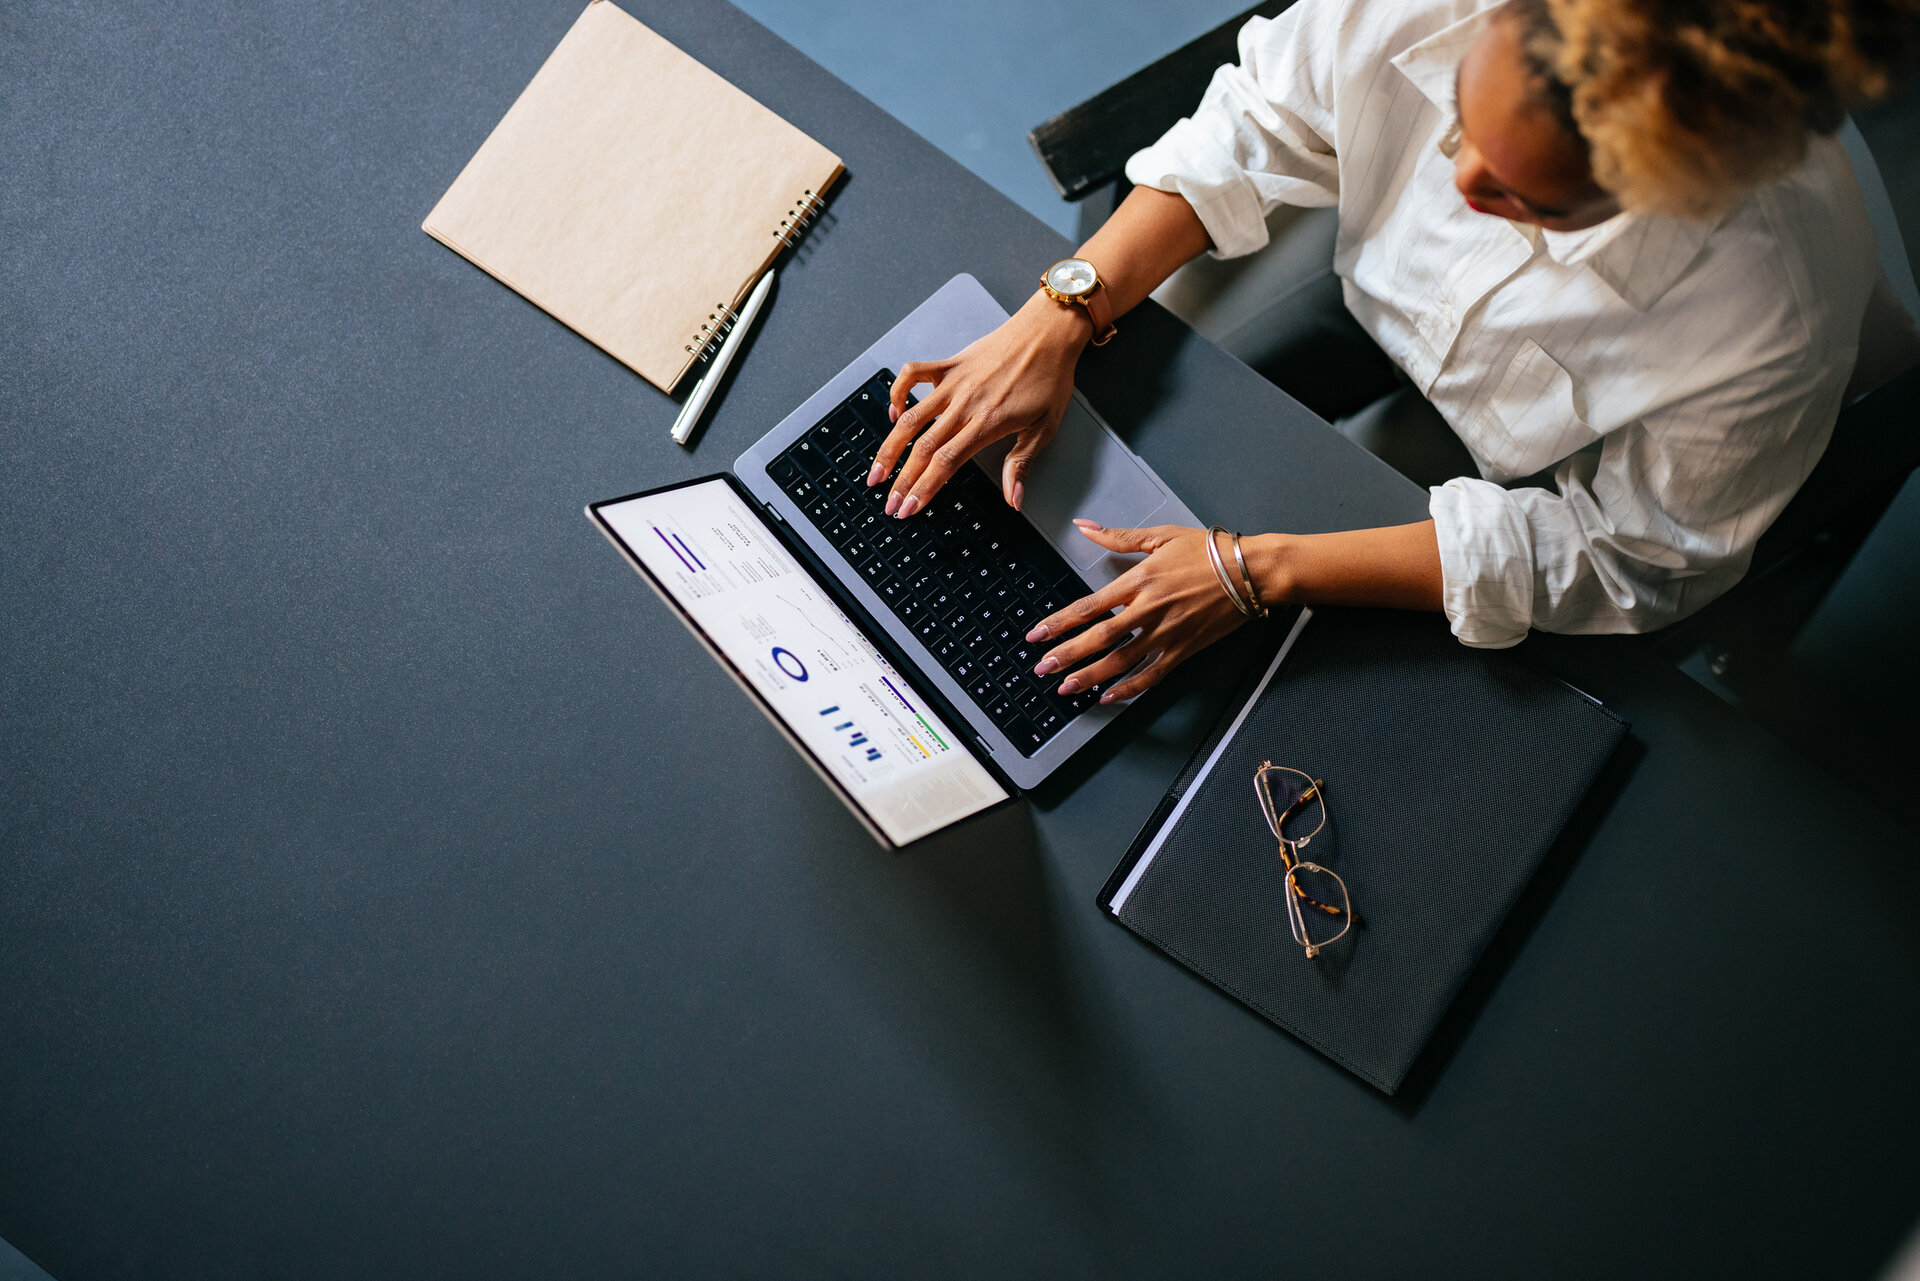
top-left (820, 704), bottom-right (883, 762)
top-left (771, 647), bottom-right (808, 681)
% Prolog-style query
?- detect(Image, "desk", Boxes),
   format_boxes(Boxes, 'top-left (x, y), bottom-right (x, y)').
top-left (3, 1), bottom-right (1916, 1276)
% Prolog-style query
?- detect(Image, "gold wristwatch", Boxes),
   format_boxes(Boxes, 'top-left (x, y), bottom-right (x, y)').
top-left (1040, 258), bottom-right (1118, 346)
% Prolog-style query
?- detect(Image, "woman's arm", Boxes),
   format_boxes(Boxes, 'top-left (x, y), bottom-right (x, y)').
top-left (1025, 520), bottom-right (1444, 704)
top-left (867, 187), bottom-right (1213, 516)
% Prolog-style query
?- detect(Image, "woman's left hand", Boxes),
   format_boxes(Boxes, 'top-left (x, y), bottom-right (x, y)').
top-left (1029, 521), bottom-right (1254, 704)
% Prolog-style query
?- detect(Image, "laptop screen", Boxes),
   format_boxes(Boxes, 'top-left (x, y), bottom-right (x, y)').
top-left (593, 477), bottom-right (1009, 845)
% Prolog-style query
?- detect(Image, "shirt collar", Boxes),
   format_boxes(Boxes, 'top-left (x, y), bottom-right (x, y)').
top-left (1389, 3), bottom-right (1506, 116)
top-left (1391, 0), bottom-right (1722, 312)
top-left (1539, 212), bottom-right (1722, 311)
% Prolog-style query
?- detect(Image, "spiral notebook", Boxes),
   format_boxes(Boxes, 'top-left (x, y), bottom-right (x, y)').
top-left (422, 0), bottom-right (844, 392)
top-left (1099, 608), bottom-right (1629, 1095)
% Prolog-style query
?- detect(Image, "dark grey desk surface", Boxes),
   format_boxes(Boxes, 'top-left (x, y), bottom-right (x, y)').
top-left (3, 2), bottom-right (1916, 1277)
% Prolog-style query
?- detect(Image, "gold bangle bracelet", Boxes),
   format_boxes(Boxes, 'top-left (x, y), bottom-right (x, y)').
top-left (1205, 525), bottom-right (1254, 618)
top-left (1230, 532), bottom-right (1269, 618)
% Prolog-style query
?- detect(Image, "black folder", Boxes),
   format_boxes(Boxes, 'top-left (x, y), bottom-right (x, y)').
top-left (1099, 607), bottom-right (1628, 1094)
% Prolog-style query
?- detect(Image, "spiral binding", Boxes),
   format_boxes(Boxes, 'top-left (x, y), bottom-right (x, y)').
top-left (685, 300), bottom-right (742, 364)
top-left (684, 189), bottom-right (828, 363)
top-left (773, 188), bottom-right (827, 250)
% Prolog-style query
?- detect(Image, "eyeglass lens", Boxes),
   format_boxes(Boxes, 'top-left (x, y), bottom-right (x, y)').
top-left (1286, 863), bottom-right (1351, 952)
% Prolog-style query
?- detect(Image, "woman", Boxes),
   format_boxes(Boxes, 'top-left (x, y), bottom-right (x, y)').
top-left (864, 0), bottom-right (1917, 704)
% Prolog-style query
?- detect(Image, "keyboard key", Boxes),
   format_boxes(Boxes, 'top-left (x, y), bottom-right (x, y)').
top-left (792, 440), bottom-right (830, 477)
top-left (768, 455), bottom-right (801, 487)
top-left (970, 676), bottom-right (996, 704)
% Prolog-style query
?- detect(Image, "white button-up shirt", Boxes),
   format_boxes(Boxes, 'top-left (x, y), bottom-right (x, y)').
top-left (1125, 0), bottom-right (1876, 647)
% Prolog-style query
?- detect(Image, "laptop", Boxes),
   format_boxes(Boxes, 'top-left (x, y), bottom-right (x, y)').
top-left (588, 273), bottom-right (1201, 847)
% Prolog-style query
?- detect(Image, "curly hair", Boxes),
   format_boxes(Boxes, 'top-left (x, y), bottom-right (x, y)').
top-left (1512, 0), bottom-right (1920, 217)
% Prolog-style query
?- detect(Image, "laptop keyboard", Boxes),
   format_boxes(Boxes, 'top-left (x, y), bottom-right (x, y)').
top-left (765, 369), bottom-right (1105, 757)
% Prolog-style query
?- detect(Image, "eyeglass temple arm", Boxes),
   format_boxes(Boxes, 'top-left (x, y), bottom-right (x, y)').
top-left (1275, 780), bottom-right (1325, 826)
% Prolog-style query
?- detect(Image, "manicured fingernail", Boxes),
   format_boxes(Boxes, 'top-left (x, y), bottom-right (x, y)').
top-left (867, 462), bottom-right (884, 486)
top-left (1027, 625), bottom-right (1050, 642)
top-left (1099, 690), bottom-right (1117, 704)
top-left (884, 491), bottom-right (901, 516)
top-left (1011, 481), bottom-right (1025, 511)
top-left (1035, 657), bottom-right (1059, 676)
top-left (897, 495), bottom-right (921, 519)
top-left (1072, 518), bottom-right (1103, 530)
top-left (1058, 677), bottom-right (1081, 695)
top-left (889, 404), bottom-right (899, 423)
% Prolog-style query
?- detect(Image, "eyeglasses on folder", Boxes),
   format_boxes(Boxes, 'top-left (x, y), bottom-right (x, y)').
top-left (1254, 762), bottom-right (1357, 959)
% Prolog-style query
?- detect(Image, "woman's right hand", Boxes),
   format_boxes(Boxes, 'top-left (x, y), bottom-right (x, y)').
top-left (867, 290), bottom-right (1091, 518)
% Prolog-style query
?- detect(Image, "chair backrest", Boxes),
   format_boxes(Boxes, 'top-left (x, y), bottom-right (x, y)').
top-left (1837, 120), bottom-right (1920, 402)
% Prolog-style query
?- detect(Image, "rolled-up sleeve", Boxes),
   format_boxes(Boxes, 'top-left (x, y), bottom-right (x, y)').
top-left (1123, 2), bottom-right (1344, 259)
top-left (1429, 354), bottom-right (1847, 648)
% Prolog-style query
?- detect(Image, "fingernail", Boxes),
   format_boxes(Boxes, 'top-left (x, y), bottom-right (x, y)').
top-left (867, 463), bottom-right (884, 486)
top-left (1058, 677), bottom-right (1081, 695)
top-left (1099, 690), bottom-right (1117, 704)
top-left (1027, 625), bottom-right (1050, 642)
top-left (1011, 481), bottom-right (1024, 511)
top-left (889, 404), bottom-right (899, 423)
top-left (897, 495), bottom-right (921, 519)
top-left (1072, 518), bottom-right (1103, 530)
top-left (884, 491), bottom-right (901, 516)
top-left (1035, 657), bottom-right (1059, 676)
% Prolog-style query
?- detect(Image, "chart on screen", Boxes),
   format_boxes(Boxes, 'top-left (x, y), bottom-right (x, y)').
top-left (598, 479), bottom-right (1007, 843)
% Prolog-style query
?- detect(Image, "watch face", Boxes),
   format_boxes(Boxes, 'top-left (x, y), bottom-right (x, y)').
top-left (1046, 258), bottom-right (1096, 297)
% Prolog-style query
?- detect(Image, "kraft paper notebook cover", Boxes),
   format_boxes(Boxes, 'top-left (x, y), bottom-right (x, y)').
top-left (423, 1), bottom-right (845, 393)
top-left (1099, 608), bottom-right (1628, 1095)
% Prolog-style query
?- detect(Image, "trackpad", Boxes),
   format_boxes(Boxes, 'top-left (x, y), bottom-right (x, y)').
top-left (973, 396), bottom-right (1168, 587)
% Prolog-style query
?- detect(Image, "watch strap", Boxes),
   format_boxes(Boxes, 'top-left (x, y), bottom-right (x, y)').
top-left (1084, 285), bottom-right (1117, 346)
